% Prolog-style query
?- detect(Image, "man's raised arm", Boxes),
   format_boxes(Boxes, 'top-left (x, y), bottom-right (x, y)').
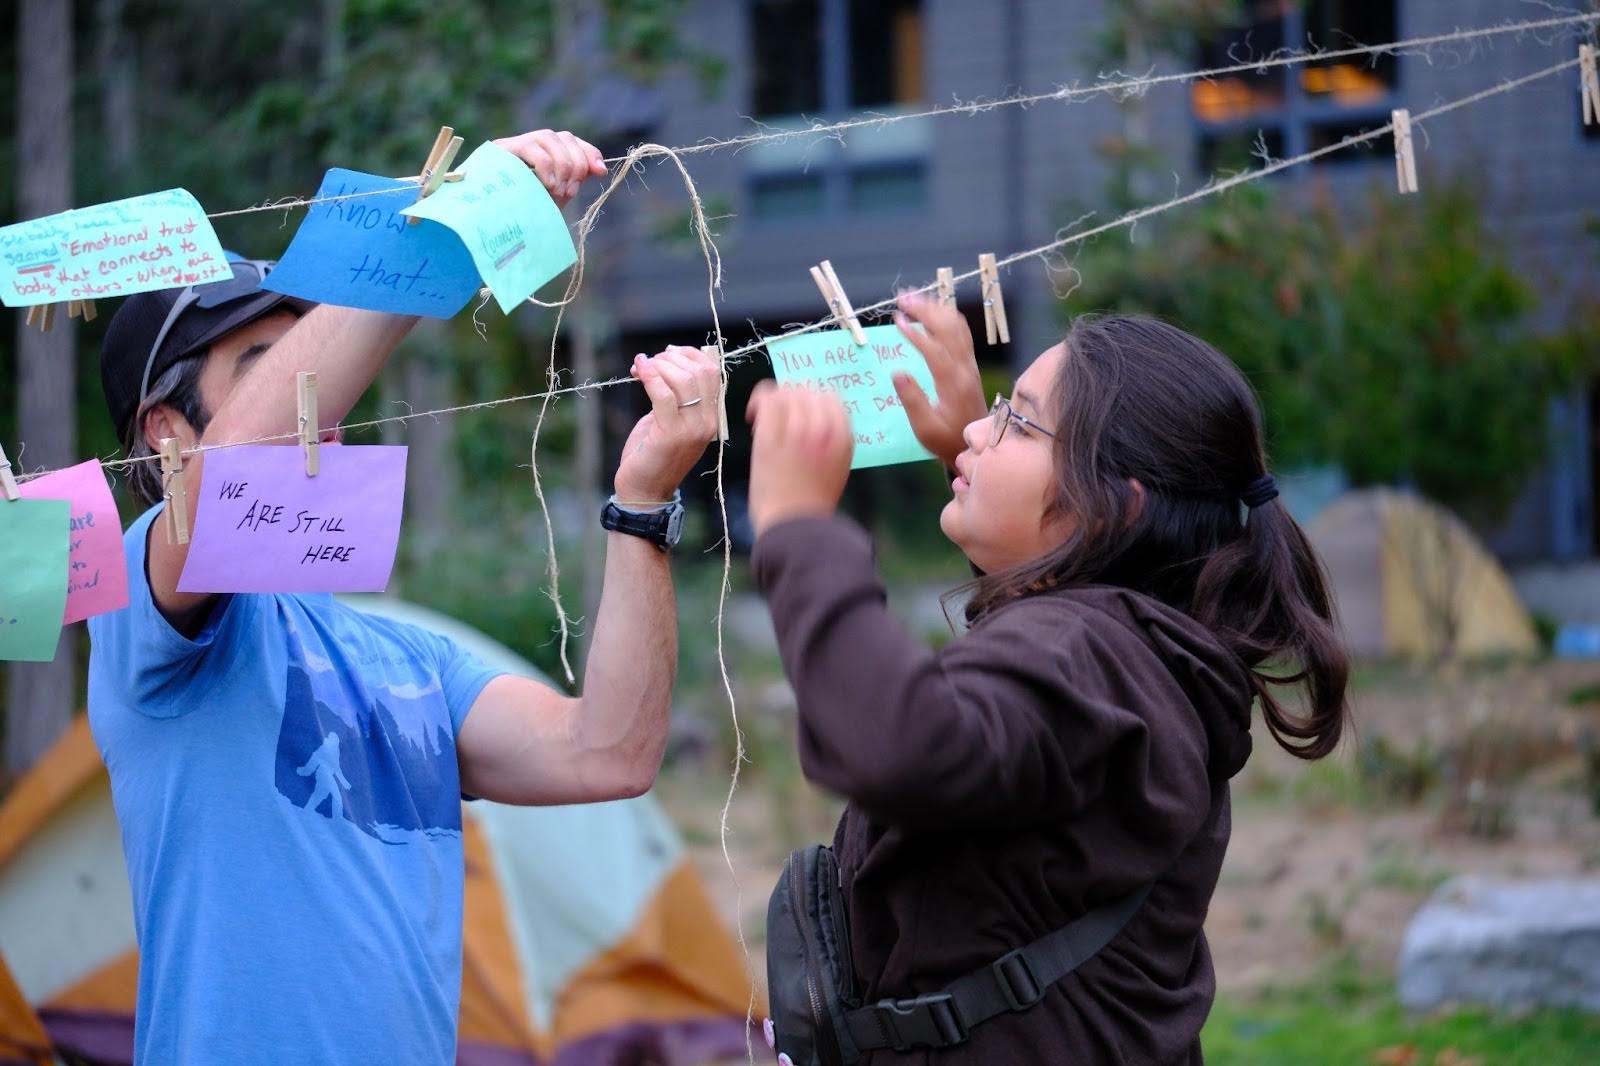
top-left (456, 347), bottom-right (724, 805)
top-left (146, 129), bottom-right (607, 630)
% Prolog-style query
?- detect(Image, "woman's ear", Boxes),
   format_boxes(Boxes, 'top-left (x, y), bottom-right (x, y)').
top-left (1127, 478), bottom-right (1147, 525)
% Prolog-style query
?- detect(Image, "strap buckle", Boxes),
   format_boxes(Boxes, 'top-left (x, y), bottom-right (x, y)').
top-left (991, 949), bottom-right (1045, 1011)
top-left (869, 992), bottom-right (969, 1051)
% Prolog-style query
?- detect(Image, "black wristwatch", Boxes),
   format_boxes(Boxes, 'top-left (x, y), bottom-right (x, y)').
top-left (600, 491), bottom-right (685, 551)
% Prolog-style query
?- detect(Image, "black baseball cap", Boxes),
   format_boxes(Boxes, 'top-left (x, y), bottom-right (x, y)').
top-left (100, 257), bottom-right (313, 445)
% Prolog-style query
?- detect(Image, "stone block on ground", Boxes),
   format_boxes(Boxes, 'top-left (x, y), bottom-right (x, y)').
top-left (1397, 876), bottom-right (1600, 1013)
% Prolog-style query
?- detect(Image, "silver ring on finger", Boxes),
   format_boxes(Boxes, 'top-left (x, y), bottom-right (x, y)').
top-left (677, 397), bottom-right (704, 409)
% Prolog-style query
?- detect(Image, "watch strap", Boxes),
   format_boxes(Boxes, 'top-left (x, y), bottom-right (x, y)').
top-left (601, 491), bottom-right (683, 549)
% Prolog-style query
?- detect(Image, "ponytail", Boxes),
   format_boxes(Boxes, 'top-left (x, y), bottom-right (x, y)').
top-left (1192, 497), bottom-right (1349, 760)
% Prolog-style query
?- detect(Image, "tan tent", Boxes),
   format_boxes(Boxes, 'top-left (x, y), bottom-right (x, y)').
top-left (1307, 489), bottom-right (1538, 659)
top-left (0, 597), bottom-right (757, 1065)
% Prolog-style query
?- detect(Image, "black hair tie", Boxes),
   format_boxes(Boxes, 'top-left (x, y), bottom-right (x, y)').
top-left (1240, 474), bottom-right (1279, 510)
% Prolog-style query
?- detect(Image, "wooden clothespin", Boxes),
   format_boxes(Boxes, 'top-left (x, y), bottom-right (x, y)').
top-left (66, 299), bottom-right (97, 322)
top-left (0, 444), bottom-right (19, 502)
top-left (809, 259), bottom-right (868, 346)
top-left (935, 267), bottom-right (956, 309)
top-left (978, 254), bottom-right (1010, 345)
top-left (297, 371), bottom-right (320, 476)
top-left (23, 303), bottom-right (56, 333)
top-left (1581, 45), bottom-right (1600, 128)
top-left (408, 125), bottom-right (465, 226)
top-left (701, 346), bottom-right (729, 443)
top-left (1391, 108), bottom-right (1419, 195)
top-left (159, 438), bottom-right (189, 546)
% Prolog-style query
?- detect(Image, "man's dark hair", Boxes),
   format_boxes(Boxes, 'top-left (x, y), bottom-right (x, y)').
top-left (125, 357), bottom-right (211, 508)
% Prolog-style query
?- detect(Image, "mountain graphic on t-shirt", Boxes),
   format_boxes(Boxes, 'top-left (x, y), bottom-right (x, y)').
top-left (275, 638), bottom-right (462, 842)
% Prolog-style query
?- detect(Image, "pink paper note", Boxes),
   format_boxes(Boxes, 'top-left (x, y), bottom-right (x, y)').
top-left (18, 460), bottom-right (130, 625)
top-left (178, 445), bottom-right (408, 594)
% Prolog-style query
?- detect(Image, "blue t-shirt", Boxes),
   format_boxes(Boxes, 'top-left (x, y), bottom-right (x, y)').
top-left (87, 506), bottom-right (503, 1065)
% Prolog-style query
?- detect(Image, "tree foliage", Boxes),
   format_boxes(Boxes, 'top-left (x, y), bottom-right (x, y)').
top-left (0, 0), bottom-right (714, 683)
top-left (1065, 181), bottom-right (1600, 521)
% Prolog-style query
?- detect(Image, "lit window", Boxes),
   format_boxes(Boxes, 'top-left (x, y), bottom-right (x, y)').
top-left (1193, 1), bottom-right (1398, 172)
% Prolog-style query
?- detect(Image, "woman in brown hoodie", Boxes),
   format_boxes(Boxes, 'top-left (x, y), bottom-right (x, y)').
top-left (747, 293), bottom-right (1350, 1065)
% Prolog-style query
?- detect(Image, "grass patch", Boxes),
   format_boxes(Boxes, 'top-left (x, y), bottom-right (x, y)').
top-left (1291, 759), bottom-right (1366, 810)
top-left (1367, 856), bottom-right (1454, 894)
top-left (1566, 680), bottom-right (1600, 707)
top-left (1204, 981), bottom-right (1600, 1065)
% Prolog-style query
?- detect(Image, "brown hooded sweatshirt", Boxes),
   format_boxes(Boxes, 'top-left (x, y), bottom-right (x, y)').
top-left (753, 516), bottom-right (1256, 1065)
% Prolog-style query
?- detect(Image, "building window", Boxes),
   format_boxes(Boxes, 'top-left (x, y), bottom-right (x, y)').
top-left (750, 172), bottom-right (826, 220)
top-left (748, 0), bottom-right (927, 220)
top-left (751, 0), bottom-right (822, 118)
top-left (848, 0), bottom-right (924, 109)
top-left (1192, 1), bottom-right (1398, 173)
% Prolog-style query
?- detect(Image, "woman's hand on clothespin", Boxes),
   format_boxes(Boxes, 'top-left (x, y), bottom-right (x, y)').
top-left (493, 129), bottom-right (608, 209)
top-left (892, 289), bottom-right (988, 469)
top-left (745, 381), bottom-right (853, 540)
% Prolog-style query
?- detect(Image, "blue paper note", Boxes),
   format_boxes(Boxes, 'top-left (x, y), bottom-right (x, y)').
top-left (401, 142), bottom-right (577, 313)
top-left (261, 169), bottom-right (483, 317)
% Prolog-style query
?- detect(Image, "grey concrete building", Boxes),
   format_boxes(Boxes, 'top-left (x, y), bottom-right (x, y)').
top-left (582, 1), bottom-right (1599, 560)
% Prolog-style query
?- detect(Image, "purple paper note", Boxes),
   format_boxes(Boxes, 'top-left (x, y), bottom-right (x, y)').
top-left (178, 445), bottom-right (408, 594)
top-left (18, 460), bottom-right (130, 624)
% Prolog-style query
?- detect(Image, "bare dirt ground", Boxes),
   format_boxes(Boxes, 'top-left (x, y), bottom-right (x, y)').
top-left (656, 657), bottom-right (1600, 999)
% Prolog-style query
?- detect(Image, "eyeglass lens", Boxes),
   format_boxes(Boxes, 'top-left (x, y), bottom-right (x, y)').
top-left (990, 395), bottom-right (1008, 447)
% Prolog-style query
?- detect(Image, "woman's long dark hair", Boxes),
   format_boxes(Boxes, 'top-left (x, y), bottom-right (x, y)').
top-left (966, 315), bottom-right (1349, 760)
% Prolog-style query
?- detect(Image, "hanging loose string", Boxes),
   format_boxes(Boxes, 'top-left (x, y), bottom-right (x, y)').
top-left (526, 295), bottom-right (579, 686)
top-left (524, 142), bottom-right (727, 683)
top-left (177, 11), bottom-right (1600, 225)
top-left (13, 51), bottom-right (1580, 487)
top-left (516, 140), bottom-right (760, 1055)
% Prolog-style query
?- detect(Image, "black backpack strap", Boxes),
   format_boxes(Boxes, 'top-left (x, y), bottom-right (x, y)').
top-left (842, 884), bottom-right (1152, 1054)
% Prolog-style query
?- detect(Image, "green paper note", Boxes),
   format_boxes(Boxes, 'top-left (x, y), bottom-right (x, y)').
top-left (400, 141), bottom-right (577, 313)
top-left (0, 498), bottom-right (70, 661)
top-left (767, 324), bottom-right (938, 470)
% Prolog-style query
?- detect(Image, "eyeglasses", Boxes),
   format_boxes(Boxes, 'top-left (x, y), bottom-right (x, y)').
top-left (137, 258), bottom-right (276, 409)
top-left (989, 393), bottom-right (1057, 448)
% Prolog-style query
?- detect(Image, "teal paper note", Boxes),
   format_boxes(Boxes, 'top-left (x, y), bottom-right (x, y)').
top-left (0, 498), bottom-right (70, 661)
top-left (767, 324), bottom-right (938, 470)
top-left (0, 189), bottom-right (229, 307)
top-left (400, 141), bottom-right (576, 313)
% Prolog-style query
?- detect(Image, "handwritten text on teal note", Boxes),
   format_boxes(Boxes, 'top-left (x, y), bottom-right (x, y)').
top-left (401, 141), bottom-right (577, 313)
top-left (767, 324), bottom-right (937, 470)
top-left (0, 189), bottom-right (228, 307)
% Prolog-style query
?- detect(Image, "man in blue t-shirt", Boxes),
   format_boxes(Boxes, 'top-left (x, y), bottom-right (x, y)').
top-left (87, 129), bottom-right (727, 1064)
